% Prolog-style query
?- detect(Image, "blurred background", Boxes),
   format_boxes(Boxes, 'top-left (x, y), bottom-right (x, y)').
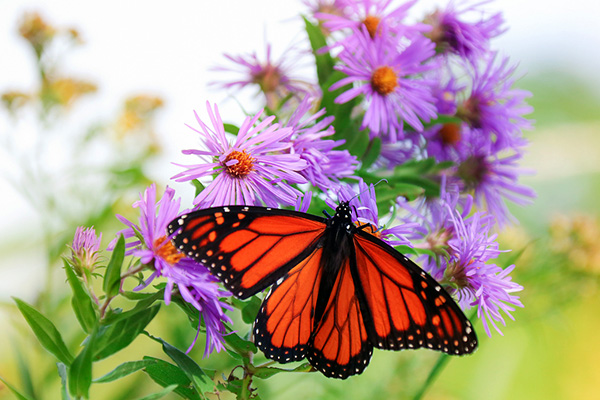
top-left (1, 0), bottom-right (599, 399)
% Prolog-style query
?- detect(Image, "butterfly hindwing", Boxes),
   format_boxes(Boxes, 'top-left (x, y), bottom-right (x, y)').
top-left (254, 247), bottom-right (324, 363)
top-left (168, 206), bottom-right (326, 299)
top-left (353, 231), bottom-right (478, 354)
top-left (306, 259), bottom-right (372, 379)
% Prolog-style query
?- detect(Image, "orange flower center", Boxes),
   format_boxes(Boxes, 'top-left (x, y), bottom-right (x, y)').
top-left (438, 123), bottom-right (462, 146)
top-left (371, 66), bottom-right (398, 95)
top-left (153, 236), bottom-right (184, 265)
top-left (223, 150), bottom-right (255, 178)
top-left (355, 221), bottom-right (381, 238)
top-left (363, 15), bottom-right (381, 38)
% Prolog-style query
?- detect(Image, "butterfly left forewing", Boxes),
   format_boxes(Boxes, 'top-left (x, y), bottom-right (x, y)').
top-left (168, 206), bottom-right (326, 299)
top-left (353, 232), bottom-right (478, 355)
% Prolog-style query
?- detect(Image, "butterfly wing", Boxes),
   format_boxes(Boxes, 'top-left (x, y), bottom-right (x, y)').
top-left (352, 231), bottom-right (478, 355)
top-left (253, 247), bottom-right (324, 364)
top-left (306, 258), bottom-right (373, 379)
top-left (168, 206), bottom-right (326, 299)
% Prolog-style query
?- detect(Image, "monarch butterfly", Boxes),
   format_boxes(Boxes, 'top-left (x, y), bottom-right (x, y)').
top-left (168, 201), bottom-right (477, 379)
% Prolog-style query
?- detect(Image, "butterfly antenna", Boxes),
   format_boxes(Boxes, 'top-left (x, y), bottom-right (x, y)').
top-left (347, 179), bottom-right (389, 203)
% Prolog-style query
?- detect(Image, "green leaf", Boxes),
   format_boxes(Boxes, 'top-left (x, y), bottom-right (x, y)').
top-left (136, 384), bottom-right (178, 400)
top-left (320, 70), bottom-right (359, 140)
top-left (253, 362), bottom-right (312, 379)
top-left (68, 336), bottom-right (94, 399)
top-left (13, 297), bottom-right (74, 366)
top-left (359, 137), bottom-right (382, 170)
top-left (56, 363), bottom-right (70, 400)
top-left (303, 16), bottom-right (334, 86)
top-left (104, 234), bottom-right (125, 298)
top-left (191, 179), bottom-right (206, 198)
top-left (0, 375), bottom-right (34, 400)
top-left (345, 128), bottom-right (370, 158)
top-left (143, 356), bottom-right (201, 400)
top-left (64, 260), bottom-right (98, 333)
top-left (14, 344), bottom-right (36, 399)
top-left (158, 339), bottom-right (214, 396)
top-left (94, 360), bottom-right (157, 383)
top-left (93, 304), bottom-right (160, 360)
top-left (225, 331), bottom-right (257, 356)
top-left (232, 296), bottom-right (262, 324)
top-left (223, 123), bottom-right (240, 135)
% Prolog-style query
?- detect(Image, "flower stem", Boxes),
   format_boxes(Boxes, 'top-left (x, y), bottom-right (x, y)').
top-left (412, 353), bottom-right (450, 400)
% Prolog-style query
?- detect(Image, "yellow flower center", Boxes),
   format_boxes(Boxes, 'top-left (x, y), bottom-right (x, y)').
top-left (363, 15), bottom-right (381, 38)
top-left (223, 150), bottom-right (256, 178)
top-left (371, 66), bottom-right (398, 95)
top-left (153, 236), bottom-right (184, 265)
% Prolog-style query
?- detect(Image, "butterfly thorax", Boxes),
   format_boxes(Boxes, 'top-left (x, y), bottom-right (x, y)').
top-left (314, 202), bottom-right (355, 325)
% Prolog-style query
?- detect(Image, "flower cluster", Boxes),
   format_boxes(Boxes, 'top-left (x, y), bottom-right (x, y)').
top-left (102, 0), bottom-right (532, 363)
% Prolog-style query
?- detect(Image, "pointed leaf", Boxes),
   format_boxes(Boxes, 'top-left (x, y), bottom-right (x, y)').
top-left (253, 362), bottom-right (312, 379)
top-left (225, 331), bottom-right (257, 355)
top-left (68, 337), bottom-right (94, 399)
top-left (93, 304), bottom-right (160, 360)
top-left (159, 339), bottom-right (213, 395)
top-left (13, 297), bottom-right (73, 365)
top-left (303, 16), bottom-right (334, 85)
top-left (103, 235), bottom-right (125, 298)
top-left (143, 356), bottom-right (201, 400)
top-left (94, 360), bottom-right (157, 383)
top-left (0, 375), bottom-right (34, 400)
top-left (64, 260), bottom-right (98, 333)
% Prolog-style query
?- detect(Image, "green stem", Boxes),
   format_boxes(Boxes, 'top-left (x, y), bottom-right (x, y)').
top-left (412, 353), bottom-right (450, 400)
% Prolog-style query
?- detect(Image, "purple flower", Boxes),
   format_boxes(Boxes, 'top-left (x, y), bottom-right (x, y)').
top-left (210, 44), bottom-right (314, 110)
top-left (172, 102), bottom-right (308, 208)
top-left (113, 184), bottom-right (232, 356)
top-left (69, 226), bottom-right (102, 275)
top-left (423, 122), bottom-right (472, 163)
top-left (457, 54), bottom-right (533, 152)
top-left (424, 0), bottom-right (505, 63)
top-left (329, 179), bottom-right (417, 247)
top-left (316, 0), bottom-right (418, 42)
top-left (284, 97), bottom-right (358, 191)
top-left (455, 141), bottom-right (536, 227)
top-left (445, 206), bottom-right (524, 337)
top-left (397, 181), bottom-right (523, 336)
top-left (331, 26), bottom-right (437, 141)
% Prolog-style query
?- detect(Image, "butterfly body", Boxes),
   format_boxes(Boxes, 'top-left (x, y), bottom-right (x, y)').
top-left (168, 202), bottom-right (477, 379)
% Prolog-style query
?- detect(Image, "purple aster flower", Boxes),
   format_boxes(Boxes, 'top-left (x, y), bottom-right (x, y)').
top-left (457, 53), bottom-right (533, 152)
top-left (69, 226), bottom-right (102, 275)
top-left (424, 0), bottom-right (505, 63)
top-left (113, 184), bottom-right (232, 356)
top-left (284, 97), bottom-right (358, 191)
top-left (444, 206), bottom-right (524, 336)
top-left (331, 26), bottom-right (437, 141)
top-left (423, 122), bottom-right (472, 163)
top-left (397, 180), bottom-right (524, 336)
top-left (210, 44), bottom-right (314, 110)
top-left (316, 0), bottom-right (419, 43)
top-left (455, 139), bottom-right (536, 227)
top-left (328, 179), bottom-right (417, 247)
top-left (172, 102), bottom-right (308, 208)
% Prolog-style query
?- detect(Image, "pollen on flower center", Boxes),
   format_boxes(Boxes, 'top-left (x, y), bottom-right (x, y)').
top-left (154, 236), bottom-right (184, 265)
top-left (438, 123), bottom-right (462, 145)
top-left (355, 221), bottom-right (381, 238)
top-left (223, 150), bottom-right (256, 178)
top-left (363, 15), bottom-right (381, 38)
top-left (371, 66), bottom-right (398, 95)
